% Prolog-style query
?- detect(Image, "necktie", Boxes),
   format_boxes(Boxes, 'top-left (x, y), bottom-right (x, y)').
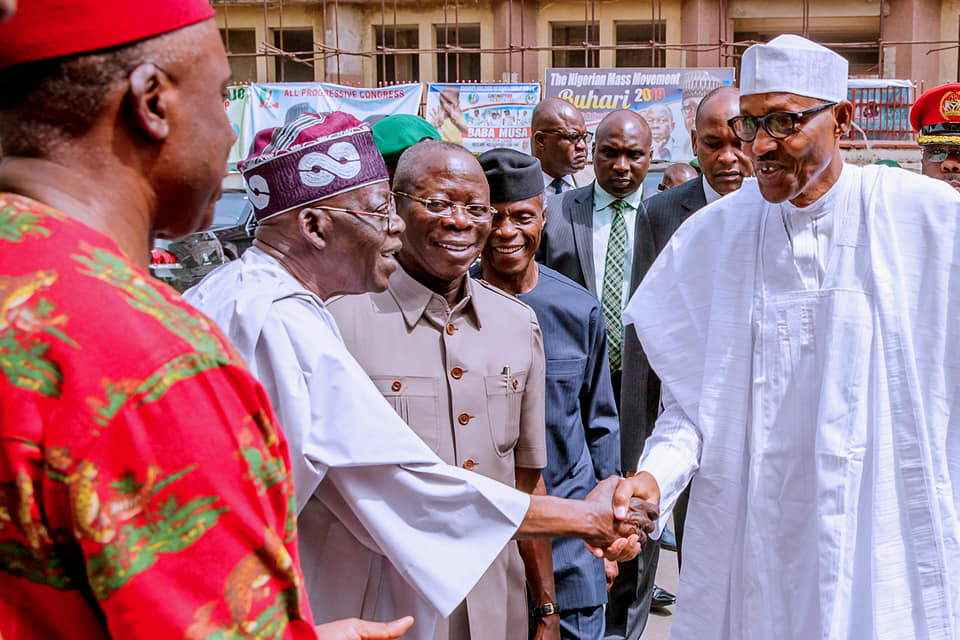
top-left (601, 199), bottom-right (628, 372)
top-left (549, 177), bottom-right (564, 194)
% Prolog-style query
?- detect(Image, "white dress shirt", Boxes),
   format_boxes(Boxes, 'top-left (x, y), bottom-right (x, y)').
top-left (591, 182), bottom-right (643, 306)
top-left (702, 176), bottom-right (724, 204)
top-left (543, 171), bottom-right (577, 194)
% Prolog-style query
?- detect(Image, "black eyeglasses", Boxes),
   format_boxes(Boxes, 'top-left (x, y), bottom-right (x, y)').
top-left (538, 129), bottom-right (593, 144)
top-left (727, 102), bottom-right (836, 142)
top-left (394, 191), bottom-right (497, 222)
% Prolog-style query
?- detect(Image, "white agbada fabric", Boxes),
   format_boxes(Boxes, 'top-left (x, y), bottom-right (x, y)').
top-left (623, 165), bottom-right (960, 639)
top-left (184, 247), bottom-right (530, 640)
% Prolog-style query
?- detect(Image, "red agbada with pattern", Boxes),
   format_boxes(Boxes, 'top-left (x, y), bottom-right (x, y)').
top-left (0, 193), bottom-right (318, 639)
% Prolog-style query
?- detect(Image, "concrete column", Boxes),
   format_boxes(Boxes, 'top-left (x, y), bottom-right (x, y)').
top-left (492, 0), bottom-right (539, 83)
top-left (681, 0), bottom-right (722, 67)
top-left (886, 0), bottom-right (941, 86)
top-left (323, 3), bottom-right (364, 84)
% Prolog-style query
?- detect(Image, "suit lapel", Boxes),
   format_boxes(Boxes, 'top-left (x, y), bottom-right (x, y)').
top-left (571, 188), bottom-right (597, 295)
top-left (682, 176), bottom-right (708, 212)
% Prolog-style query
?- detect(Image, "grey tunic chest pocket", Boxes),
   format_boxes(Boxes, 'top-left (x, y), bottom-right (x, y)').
top-left (371, 376), bottom-right (442, 453)
top-left (483, 371), bottom-right (527, 456)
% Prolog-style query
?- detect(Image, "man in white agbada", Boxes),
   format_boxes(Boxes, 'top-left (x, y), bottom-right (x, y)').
top-left (613, 35), bottom-right (960, 639)
top-left (185, 112), bottom-right (654, 640)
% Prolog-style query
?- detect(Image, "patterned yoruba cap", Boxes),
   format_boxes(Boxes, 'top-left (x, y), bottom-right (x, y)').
top-left (910, 83), bottom-right (960, 146)
top-left (240, 111), bottom-right (389, 221)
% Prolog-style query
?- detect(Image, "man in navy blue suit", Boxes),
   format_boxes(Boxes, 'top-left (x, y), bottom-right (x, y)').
top-left (476, 149), bottom-right (621, 640)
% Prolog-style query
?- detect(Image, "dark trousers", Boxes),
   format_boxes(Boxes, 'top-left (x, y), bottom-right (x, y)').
top-left (673, 484), bottom-right (690, 570)
top-left (604, 537), bottom-right (659, 640)
top-left (604, 368), bottom-right (660, 639)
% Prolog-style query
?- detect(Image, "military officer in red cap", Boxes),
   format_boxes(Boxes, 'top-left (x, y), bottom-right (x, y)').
top-left (910, 82), bottom-right (960, 192)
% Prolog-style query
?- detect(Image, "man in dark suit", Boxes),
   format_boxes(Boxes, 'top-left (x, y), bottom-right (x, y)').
top-left (531, 97), bottom-right (590, 195)
top-left (537, 110), bottom-right (670, 639)
top-left (634, 86), bottom-right (751, 569)
top-left (476, 148), bottom-right (621, 640)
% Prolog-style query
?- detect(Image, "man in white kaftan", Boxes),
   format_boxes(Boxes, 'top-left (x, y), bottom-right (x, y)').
top-left (187, 112), bottom-right (655, 640)
top-left (187, 246), bottom-right (529, 639)
top-left (615, 35), bottom-right (960, 640)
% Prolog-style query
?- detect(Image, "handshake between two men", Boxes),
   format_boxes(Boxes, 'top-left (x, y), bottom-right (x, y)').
top-left (517, 475), bottom-right (660, 561)
top-left (314, 476), bottom-right (659, 640)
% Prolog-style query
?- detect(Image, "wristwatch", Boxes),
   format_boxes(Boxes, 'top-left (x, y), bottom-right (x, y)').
top-left (532, 602), bottom-right (561, 618)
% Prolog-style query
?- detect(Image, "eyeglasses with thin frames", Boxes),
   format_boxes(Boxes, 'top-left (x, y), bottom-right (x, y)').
top-left (394, 191), bottom-right (497, 222)
top-left (727, 102), bottom-right (837, 143)
top-left (923, 146), bottom-right (960, 163)
top-left (311, 194), bottom-right (396, 233)
top-left (537, 129), bottom-right (594, 144)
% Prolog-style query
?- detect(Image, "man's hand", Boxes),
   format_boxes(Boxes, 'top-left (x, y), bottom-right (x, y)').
top-left (604, 559), bottom-right (619, 591)
top-left (315, 616), bottom-right (414, 640)
top-left (579, 476), bottom-right (657, 553)
top-left (597, 472), bottom-right (662, 562)
top-left (612, 472), bottom-right (660, 520)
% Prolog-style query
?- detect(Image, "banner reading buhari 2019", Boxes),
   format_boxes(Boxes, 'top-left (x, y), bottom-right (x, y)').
top-left (225, 82), bottom-right (423, 168)
top-left (544, 68), bottom-right (734, 163)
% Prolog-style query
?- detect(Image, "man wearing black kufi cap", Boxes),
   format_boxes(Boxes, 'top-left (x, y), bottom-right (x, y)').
top-left (475, 149), bottom-right (621, 640)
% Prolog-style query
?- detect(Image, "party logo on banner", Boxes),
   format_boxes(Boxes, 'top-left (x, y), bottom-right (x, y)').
top-left (544, 68), bottom-right (734, 163)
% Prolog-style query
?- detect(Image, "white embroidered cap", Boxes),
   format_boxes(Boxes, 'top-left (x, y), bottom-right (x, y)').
top-left (740, 34), bottom-right (848, 103)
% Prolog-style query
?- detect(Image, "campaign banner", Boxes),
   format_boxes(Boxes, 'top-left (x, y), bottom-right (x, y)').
top-left (427, 83), bottom-right (541, 154)
top-left (544, 68), bottom-right (734, 163)
top-left (230, 82), bottom-right (423, 164)
top-left (225, 85), bottom-right (251, 167)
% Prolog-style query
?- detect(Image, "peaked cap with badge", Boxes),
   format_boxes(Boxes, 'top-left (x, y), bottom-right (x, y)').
top-left (910, 83), bottom-right (960, 146)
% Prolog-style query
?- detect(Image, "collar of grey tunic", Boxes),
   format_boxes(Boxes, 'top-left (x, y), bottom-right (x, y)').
top-left (387, 264), bottom-right (484, 330)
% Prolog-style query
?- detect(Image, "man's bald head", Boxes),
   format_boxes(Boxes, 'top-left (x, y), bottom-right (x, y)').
top-left (593, 110), bottom-right (652, 197)
top-left (596, 109), bottom-right (651, 144)
top-left (393, 139), bottom-right (479, 195)
top-left (531, 97), bottom-right (584, 132)
top-left (531, 97), bottom-right (588, 179)
top-left (690, 85), bottom-right (752, 196)
top-left (659, 163), bottom-right (698, 190)
top-left (694, 86), bottom-right (739, 131)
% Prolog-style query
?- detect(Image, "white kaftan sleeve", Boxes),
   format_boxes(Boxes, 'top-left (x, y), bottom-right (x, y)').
top-left (636, 385), bottom-right (702, 537)
top-left (254, 295), bottom-right (531, 619)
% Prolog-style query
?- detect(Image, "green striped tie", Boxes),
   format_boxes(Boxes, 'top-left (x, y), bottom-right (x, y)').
top-left (601, 199), bottom-right (628, 372)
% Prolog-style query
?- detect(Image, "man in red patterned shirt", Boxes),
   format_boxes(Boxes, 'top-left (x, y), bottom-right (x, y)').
top-left (0, 2), bottom-right (411, 639)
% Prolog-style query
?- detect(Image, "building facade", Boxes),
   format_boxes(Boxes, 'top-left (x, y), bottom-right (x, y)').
top-left (214, 0), bottom-right (960, 90)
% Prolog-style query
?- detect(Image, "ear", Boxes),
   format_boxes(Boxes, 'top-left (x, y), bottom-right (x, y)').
top-left (833, 101), bottom-right (854, 139)
top-left (690, 127), bottom-right (699, 156)
top-left (128, 63), bottom-right (171, 141)
top-left (298, 207), bottom-right (332, 250)
top-left (532, 131), bottom-right (545, 152)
